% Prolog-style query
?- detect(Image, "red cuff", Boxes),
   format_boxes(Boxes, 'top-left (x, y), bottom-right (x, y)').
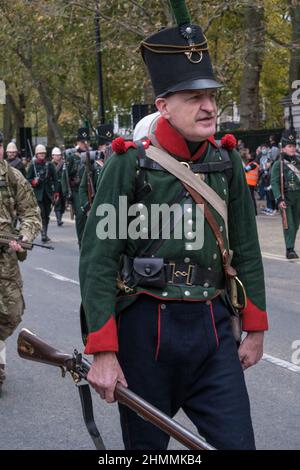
top-left (242, 297), bottom-right (269, 331)
top-left (54, 192), bottom-right (60, 198)
top-left (84, 315), bottom-right (119, 354)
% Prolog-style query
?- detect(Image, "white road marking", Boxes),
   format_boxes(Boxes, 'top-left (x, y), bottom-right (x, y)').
top-left (262, 252), bottom-right (300, 263)
top-left (262, 354), bottom-right (300, 374)
top-left (35, 268), bottom-right (79, 285)
top-left (36, 267), bottom-right (300, 375)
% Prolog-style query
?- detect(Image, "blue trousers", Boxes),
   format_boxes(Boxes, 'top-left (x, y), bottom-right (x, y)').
top-left (117, 295), bottom-right (255, 450)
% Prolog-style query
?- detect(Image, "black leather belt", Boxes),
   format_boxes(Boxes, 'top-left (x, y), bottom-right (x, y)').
top-left (121, 256), bottom-right (225, 289)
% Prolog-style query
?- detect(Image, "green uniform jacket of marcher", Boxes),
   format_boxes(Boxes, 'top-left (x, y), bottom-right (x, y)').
top-left (27, 160), bottom-right (59, 202)
top-left (79, 161), bottom-right (103, 213)
top-left (79, 118), bottom-right (268, 354)
top-left (61, 151), bottom-right (82, 195)
top-left (271, 153), bottom-right (300, 201)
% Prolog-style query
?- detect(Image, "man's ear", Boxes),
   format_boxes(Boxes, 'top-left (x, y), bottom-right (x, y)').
top-left (155, 98), bottom-right (170, 119)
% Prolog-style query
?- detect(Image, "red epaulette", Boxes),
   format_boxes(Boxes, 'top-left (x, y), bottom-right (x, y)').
top-left (111, 137), bottom-right (151, 155)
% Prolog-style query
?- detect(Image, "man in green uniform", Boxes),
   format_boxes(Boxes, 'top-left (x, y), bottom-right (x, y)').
top-left (51, 147), bottom-right (65, 226)
top-left (0, 130), bottom-right (41, 396)
top-left (79, 124), bottom-right (114, 215)
top-left (79, 154), bottom-right (104, 216)
top-left (80, 0), bottom-right (268, 450)
top-left (27, 144), bottom-right (59, 242)
top-left (62, 128), bottom-right (89, 247)
top-left (271, 129), bottom-right (300, 259)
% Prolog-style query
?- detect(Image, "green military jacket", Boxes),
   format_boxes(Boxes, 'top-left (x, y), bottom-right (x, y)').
top-left (79, 160), bottom-right (104, 213)
top-left (27, 160), bottom-right (58, 202)
top-left (61, 150), bottom-right (83, 195)
top-left (80, 119), bottom-right (268, 354)
top-left (271, 153), bottom-right (300, 201)
top-left (0, 160), bottom-right (41, 313)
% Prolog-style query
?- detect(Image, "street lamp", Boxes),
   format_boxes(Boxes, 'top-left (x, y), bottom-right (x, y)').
top-left (94, 1), bottom-right (105, 125)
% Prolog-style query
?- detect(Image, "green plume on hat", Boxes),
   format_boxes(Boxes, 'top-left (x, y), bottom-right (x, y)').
top-left (169, 0), bottom-right (191, 26)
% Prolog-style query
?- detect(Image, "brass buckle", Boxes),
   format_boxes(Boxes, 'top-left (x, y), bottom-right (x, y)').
top-left (168, 262), bottom-right (176, 283)
top-left (168, 263), bottom-right (194, 285)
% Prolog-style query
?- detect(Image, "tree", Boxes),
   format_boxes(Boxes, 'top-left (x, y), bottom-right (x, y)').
top-left (239, 0), bottom-right (265, 129)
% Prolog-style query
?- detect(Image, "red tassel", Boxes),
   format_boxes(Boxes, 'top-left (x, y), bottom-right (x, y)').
top-left (112, 137), bottom-right (126, 154)
top-left (221, 134), bottom-right (237, 150)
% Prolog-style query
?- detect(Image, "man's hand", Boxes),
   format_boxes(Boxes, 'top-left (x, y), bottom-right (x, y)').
top-left (238, 331), bottom-right (264, 370)
top-left (31, 178), bottom-right (39, 187)
top-left (9, 235), bottom-right (28, 253)
top-left (278, 201), bottom-right (287, 210)
top-left (53, 192), bottom-right (60, 203)
top-left (87, 352), bottom-right (128, 403)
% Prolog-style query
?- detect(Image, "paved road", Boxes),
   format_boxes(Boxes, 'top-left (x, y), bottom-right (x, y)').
top-left (0, 212), bottom-right (299, 450)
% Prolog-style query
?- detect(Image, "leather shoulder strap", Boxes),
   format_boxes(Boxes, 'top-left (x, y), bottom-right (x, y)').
top-left (145, 145), bottom-right (228, 237)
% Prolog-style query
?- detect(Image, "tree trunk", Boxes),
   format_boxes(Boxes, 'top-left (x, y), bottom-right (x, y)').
top-left (36, 82), bottom-right (64, 147)
top-left (6, 93), bottom-right (26, 147)
top-left (3, 98), bottom-right (13, 143)
top-left (239, 1), bottom-right (265, 129)
top-left (289, 0), bottom-right (300, 87)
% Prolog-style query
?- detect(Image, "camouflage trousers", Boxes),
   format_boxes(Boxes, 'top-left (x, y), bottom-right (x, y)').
top-left (0, 279), bottom-right (25, 343)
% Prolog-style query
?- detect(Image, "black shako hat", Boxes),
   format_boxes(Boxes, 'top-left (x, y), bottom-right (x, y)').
top-left (77, 127), bottom-right (90, 142)
top-left (281, 129), bottom-right (297, 147)
top-left (140, 0), bottom-right (222, 97)
top-left (97, 123), bottom-right (114, 145)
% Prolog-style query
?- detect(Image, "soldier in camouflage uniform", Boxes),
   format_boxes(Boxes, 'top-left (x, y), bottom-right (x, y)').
top-left (62, 128), bottom-right (89, 247)
top-left (0, 131), bottom-right (41, 396)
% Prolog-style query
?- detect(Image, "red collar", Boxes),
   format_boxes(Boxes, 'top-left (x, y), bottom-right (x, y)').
top-left (154, 116), bottom-right (217, 161)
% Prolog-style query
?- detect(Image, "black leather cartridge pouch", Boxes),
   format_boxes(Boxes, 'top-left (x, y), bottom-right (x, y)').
top-left (132, 257), bottom-right (166, 288)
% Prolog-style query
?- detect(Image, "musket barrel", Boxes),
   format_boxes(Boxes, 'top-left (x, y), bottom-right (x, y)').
top-left (115, 384), bottom-right (215, 450)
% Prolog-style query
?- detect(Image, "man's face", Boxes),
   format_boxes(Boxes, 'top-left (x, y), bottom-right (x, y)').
top-left (7, 151), bottom-right (17, 160)
top-left (155, 89), bottom-right (217, 142)
top-left (52, 154), bottom-right (62, 163)
top-left (283, 144), bottom-right (296, 157)
top-left (36, 153), bottom-right (46, 161)
top-left (77, 141), bottom-right (88, 151)
top-left (0, 144), bottom-right (3, 161)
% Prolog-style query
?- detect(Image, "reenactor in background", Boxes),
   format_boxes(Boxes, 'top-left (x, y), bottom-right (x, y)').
top-left (62, 128), bottom-right (90, 247)
top-left (6, 142), bottom-right (26, 177)
top-left (0, 130), bottom-right (41, 396)
top-left (79, 124), bottom-right (114, 215)
top-left (271, 129), bottom-right (300, 259)
top-left (97, 123), bottom-right (114, 163)
top-left (51, 147), bottom-right (65, 226)
top-left (27, 144), bottom-right (59, 243)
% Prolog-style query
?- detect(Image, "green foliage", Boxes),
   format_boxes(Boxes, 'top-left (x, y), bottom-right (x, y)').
top-left (0, 0), bottom-right (298, 135)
